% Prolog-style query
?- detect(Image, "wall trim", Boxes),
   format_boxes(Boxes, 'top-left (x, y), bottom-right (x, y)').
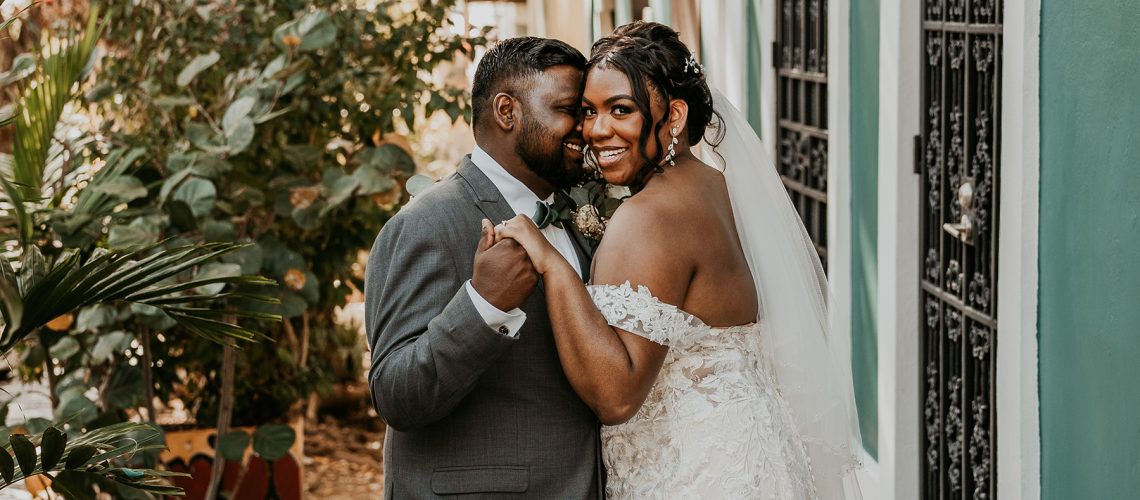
top-left (874, 0), bottom-right (922, 498)
top-left (826, 0), bottom-right (858, 490)
top-left (996, 0), bottom-right (1041, 498)
top-left (759, 0), bottom-right (777, 156)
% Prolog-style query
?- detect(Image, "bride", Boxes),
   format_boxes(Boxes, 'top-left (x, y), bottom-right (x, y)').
top-left (495, 21), bottom-right (863, 499)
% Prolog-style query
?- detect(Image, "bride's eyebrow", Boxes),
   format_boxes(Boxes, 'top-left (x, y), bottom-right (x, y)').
top-left (581, 95), bottom-right (636, 107)
top-left (604, 95), bottom-right (635, 105)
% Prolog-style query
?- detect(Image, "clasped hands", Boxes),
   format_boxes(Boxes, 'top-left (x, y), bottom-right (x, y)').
top-left (470, 215), bottom-right (559, 311)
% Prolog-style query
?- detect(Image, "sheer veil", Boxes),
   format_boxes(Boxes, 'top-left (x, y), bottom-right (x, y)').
top-left (701, 90), bottom-right (864, 498)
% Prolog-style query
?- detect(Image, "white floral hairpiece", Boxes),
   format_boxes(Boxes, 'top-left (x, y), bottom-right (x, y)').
top-left (683, 54), bottom-right (703, 75)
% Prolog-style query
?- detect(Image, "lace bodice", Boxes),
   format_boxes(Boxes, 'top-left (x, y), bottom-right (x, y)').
top-left (587, 282), bottom-right (818, 499)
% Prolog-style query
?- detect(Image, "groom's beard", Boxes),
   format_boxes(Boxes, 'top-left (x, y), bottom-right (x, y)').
top-left (516, 116), bottom-right (583, 190)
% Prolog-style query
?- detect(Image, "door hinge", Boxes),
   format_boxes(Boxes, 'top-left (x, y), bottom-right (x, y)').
top-left (914, 134), bottom-right (923, 175)
top-left (772, 41), bottom-right (780, 69)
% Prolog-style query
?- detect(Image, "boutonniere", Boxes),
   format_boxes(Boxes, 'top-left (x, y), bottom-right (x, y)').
top-left (563, 158), bottom-right (629, 255)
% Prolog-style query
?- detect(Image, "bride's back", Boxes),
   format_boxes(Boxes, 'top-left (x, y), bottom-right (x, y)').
top-left (593, 158), bottom-right (758, 328)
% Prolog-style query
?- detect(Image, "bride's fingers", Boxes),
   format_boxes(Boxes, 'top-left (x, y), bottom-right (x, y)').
top-left (495, 215), bottom-right (536, 244)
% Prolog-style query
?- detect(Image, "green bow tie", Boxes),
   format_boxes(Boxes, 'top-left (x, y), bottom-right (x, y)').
top-left (531, 192), bottom-right (575, 229)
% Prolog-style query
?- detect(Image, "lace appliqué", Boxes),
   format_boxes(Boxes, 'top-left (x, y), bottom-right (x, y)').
top-left (586, 281), bottom-right (706, 346)
top-left (586, 282), bottom-right (820, 499)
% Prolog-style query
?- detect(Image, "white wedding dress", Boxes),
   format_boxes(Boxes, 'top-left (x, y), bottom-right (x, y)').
top-left (588, 282), bottom-right (817, 499)
top-left (579, 91), bottom-right (862, 499)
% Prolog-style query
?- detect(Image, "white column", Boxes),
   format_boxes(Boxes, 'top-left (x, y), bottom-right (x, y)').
top-left (648, 0), bottom-right (672, 24)
top-left (824, 0), bottom-right (854, 477)
top-left (997, 0), bottom-right (1042, 498)
top-left (759, 0), bottom-right (777, 158)
top-left (699, 0), bottom-right (748, 110)
top-left (874, 0), bottom-right (921, 498)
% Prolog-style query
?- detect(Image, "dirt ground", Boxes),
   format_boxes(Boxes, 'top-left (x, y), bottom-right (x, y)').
top-left (303, 384), bottom-right (387, 499)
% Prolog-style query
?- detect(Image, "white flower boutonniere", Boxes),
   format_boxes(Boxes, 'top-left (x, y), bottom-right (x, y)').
top-left (564, 159), bottom-right (629, 255)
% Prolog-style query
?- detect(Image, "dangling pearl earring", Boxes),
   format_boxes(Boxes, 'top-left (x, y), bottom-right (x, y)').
top-left (663, 127), bottom-right (679, 166)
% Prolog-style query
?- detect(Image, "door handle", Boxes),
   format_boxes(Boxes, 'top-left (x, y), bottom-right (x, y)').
top-left (942, 181), bottom-right (975, 245)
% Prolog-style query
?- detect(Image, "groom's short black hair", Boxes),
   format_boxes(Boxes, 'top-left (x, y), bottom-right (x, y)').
top-left (471, 37), bottom-right (586, 134)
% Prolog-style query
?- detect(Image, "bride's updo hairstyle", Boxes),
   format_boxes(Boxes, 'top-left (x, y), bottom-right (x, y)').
top-left (587, 21), bottom-right (723, 180)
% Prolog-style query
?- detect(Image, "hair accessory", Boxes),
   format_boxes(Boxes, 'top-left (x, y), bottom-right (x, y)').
top-left (683, 54), bottom-right (703, 75)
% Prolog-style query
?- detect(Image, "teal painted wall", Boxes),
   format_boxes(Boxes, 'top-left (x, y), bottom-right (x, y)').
top-left (745, 0), bottom-right (764, 137)
top-left (1039, 1), bottom-right (1140, 498)
top-left (850, 0), bottom-right (879, 458)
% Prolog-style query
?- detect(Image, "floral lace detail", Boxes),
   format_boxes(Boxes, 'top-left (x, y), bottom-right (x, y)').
top-left (586, 283), bottom-right (819, 499)
top-left (587, 281), bottom-right (706, 346)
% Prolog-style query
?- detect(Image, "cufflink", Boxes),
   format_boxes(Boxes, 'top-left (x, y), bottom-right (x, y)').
top-left (498, 325), bottom-right (510, 335)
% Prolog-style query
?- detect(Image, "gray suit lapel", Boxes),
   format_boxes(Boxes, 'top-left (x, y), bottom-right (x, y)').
top-left (455, 155), bottom-right (591, 284)
top-left (455, 156), bottom-right (515, 225)
top-left (455, 155), bottom-right (549, 295)
top-left (565, 225), bottom-right (592, 282)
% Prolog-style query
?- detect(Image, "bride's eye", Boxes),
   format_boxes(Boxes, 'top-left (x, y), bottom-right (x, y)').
top-left (583, 107), bottom-right (597, 117)
top-left (612, 105), bottom-right (633, 116)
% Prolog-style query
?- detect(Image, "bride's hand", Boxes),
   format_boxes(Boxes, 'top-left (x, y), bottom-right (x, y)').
top-left (494, 214), bottom-right (564, 275)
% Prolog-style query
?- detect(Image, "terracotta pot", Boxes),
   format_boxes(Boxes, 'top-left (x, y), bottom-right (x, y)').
top-left (160, 419), bottom-right (305, 500)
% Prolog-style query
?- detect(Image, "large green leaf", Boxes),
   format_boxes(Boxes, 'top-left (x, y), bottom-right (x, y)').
top-left (171, 177), bottom-right (217, 217)
top-left (0, 446), bottom-right (13, 482)
top-left (273, 11), bottom-right (338, 52)
top-left (90, 175), bottom-right (147, 202)
top-left (39, 427), bottom-right (66, 471)
top-left (194, 263), bottom-right (243, 295)
top-left (222, 96), bottom-right (258, 133)
top-left (108, 220), bottom-right (160, 249)
top-left (9, 434), bottom-right (36, 477)
top-left (217, 431), bottom-right (250, 462)
top-left (226, 117), bottom-right (256, 154)
top-left (90, 330), bottom-right (130, 363)
top-left (185, 122), bottom-right (228, 155)
top-left (176, 51), bottom-right (221, 87)
top-left (356, 144), bottom-right (416, 176)
top-left (50, 336), bottom-right (81, 360)
top-left (0, 53), bottom-right (35, 86)
top-left (252, 424), bottom-right (295, 461)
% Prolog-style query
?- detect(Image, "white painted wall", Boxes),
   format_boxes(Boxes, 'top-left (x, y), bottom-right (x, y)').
top-left (997, 0), bottom-right (1042, 498)
top-left (872, 0), bottom-right (922, 498)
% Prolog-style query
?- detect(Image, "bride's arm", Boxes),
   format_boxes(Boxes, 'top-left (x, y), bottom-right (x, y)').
top-left (495, 208), bottom-right (690, 425)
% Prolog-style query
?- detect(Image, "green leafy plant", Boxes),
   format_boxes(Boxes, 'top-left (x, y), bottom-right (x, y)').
top-left (0, 4), bottom-right (280, 495)
top-left (89, 0), bottom-right (486, 428)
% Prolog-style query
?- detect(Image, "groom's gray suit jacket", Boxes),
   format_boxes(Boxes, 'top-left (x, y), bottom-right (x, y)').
top-left (364, 156), bottom-right (602, 499)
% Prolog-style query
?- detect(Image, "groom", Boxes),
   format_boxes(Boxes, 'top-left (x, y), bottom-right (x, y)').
top-left (364, 37), bottom-right (601, 498)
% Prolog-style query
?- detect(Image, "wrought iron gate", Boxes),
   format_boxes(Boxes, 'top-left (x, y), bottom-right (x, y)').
top-left (919, 1), bottom-right (1001, 499)
top-left (774, 0), bottom-right (828, 269)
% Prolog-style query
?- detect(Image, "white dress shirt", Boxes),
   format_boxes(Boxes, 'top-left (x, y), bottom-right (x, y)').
top-left (464, 146), bottom-right (583, 337)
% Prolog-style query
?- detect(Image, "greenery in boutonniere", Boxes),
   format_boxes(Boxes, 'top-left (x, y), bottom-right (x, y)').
top-left (564, 156), bottom-right (629, 254)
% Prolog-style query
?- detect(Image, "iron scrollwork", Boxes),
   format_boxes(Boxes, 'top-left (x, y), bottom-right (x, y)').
top-left (919, 1), bottom-right (1001, 498)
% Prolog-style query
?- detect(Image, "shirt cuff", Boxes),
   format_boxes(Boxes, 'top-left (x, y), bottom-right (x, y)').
top-left (464, 280), bottom-right (526, 338)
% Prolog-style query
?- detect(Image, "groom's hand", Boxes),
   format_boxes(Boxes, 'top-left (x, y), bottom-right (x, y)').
top-left (472, 218), bottom-right (538, 311)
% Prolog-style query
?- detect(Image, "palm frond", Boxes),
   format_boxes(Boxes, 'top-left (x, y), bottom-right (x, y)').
top-left (0, 422), bottom-right (187, 495)
top-left (0, 242), bottom-right (279, 353)
top-left (0, 4), bottom-right (33, 40)
top-left (10, 6), bottom-right (104, 201)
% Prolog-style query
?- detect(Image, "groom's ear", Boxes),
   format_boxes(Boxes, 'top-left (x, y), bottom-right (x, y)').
top-left (492, 93), bottom-right (516, 132)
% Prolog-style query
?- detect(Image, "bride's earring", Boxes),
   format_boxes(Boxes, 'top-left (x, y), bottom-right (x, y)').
top-left (664, 127), bottom-right (679, 166)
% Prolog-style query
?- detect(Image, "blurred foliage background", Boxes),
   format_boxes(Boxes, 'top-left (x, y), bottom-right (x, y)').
top-left (0, 0), bottom-right (487, 496)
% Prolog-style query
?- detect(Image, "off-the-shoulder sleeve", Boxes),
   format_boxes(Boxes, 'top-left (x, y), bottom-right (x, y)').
top-left (586, 281), bottom-right (706, 346)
